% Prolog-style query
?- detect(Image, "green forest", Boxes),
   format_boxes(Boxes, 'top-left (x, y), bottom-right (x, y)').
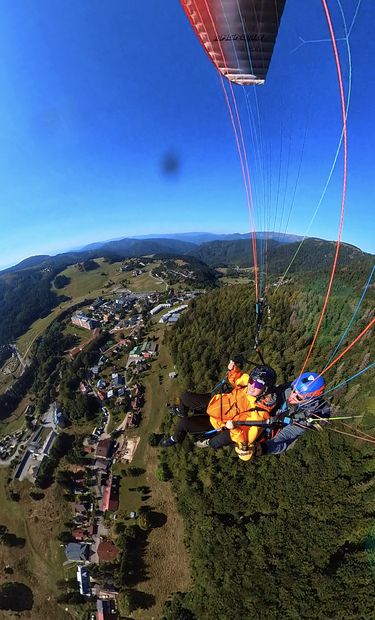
top-left (161, 281), bottom-right (375, 619)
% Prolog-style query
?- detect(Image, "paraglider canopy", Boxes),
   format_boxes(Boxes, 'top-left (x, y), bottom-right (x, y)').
top-left (181, 0), bottom-right (286, 85)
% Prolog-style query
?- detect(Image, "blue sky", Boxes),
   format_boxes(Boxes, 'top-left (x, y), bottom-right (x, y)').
top-left (0, 0), bottom-right (373, 270)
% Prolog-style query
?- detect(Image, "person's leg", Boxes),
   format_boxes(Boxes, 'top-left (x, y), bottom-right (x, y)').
top-left (179, 392), bottom-right (211, 414)
top-left (160, 415), bottom-right (213, 447)
top-left (208, 428), bottom-right (234, 449)
top-left (173, 414), bottom-right (213, 442)
top-left (262, 425), bottom-right (306, 455)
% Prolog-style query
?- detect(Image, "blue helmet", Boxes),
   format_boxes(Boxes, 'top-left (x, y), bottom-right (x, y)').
top-left (291, 372), bottom-right (326, 399)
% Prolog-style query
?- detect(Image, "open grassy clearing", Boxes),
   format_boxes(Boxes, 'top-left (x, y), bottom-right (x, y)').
top-left (16, 297), bottom-right (86, 359)
top-left (127, 264), bottom-right (166, 293)
top-left (54, 258), bottom-right (125, 299)
top-left (0, 469), bottom-right (77, 620)
top-left (0, 366), bottom-right (18, 396)
top-left (0, 395), bottom-right (30, 437)
top-left (113, 324), bottom-right (190, 619)
top-left (56, 258), bottom-right (166, 298)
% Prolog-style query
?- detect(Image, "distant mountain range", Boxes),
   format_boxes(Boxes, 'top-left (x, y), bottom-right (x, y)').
top-left (2, 231), bottom-right (371, 276)
top-left (123, 231), bottom-right (304, 246)
top-left (1, 232), bottom-right (307, 274)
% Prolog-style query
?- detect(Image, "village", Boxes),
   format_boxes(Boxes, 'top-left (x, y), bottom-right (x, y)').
top-left (0, 280), bottom-right (202, 619)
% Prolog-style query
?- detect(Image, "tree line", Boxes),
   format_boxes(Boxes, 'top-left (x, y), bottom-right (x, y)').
top-left (161, 282), bottom-right (375, 619)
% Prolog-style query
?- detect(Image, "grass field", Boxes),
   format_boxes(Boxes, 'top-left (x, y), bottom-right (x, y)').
top-left (0, 396), bottom-right (31, 438)
top-left (114, 324), bottom-right (191, 618)
top-left (0, 469), bottom-right (78, 620)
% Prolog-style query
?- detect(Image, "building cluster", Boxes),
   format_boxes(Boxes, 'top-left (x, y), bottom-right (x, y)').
top-left (127, 340), bottom-right (158, 365)
top-left (64, 431), bottom-right (121, 615)
top-left (151, 263), bottom-right (200, 282)
top-left (158, 304), bottom-right (188, 325)
top-left (14, 423), bottom-right (58, 482)
top-left (61, 375), bottom-right (145, 615)
top-left (70, 287), bottom-right (202, 335)
top-left (71, 292), bottom-right (155, 333)
top-left (72, 312), bottom-right (100, 331)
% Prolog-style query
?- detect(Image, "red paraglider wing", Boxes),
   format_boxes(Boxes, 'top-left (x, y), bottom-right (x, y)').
top-left (181, 0), bottom-right (286, 85)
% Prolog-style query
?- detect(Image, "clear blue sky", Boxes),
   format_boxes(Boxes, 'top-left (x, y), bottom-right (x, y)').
top-left (0, 0), bottom-right (373, 269)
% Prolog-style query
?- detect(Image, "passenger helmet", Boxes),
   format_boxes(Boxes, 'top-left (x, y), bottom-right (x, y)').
top-left (291, 372), bottom-right (326, 399)
top-left (250, 365), bottom-right (277, 389)
top-left (231, 354), bottom-right (245, 369)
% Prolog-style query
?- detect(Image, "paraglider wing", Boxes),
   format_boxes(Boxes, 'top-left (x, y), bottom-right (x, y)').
top-left (180, 0), bottom-right (286, 85)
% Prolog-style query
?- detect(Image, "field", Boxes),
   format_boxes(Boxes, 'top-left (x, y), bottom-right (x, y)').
top-left (0, 395), bottom-right (30, 438)
top-left (114, 324), bottom-right (191, 618)
top-left (217, 266), bottom-right (256, 285)
top-left (0, 469), bottom-right (78, 620)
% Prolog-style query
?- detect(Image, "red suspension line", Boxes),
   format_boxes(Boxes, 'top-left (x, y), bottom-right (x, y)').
top-left (327, 426), bottom-right (375, 445)
top-left (340, 421), bottom-right (375, 442)
top-left (318, 317), bottom-right (375, 378)
top-left (195, 0), bottom-right (259, 300)
top-left (299, 0), bottom-right (348, 375)
top-left (219, 77), bottom-right (259, 300)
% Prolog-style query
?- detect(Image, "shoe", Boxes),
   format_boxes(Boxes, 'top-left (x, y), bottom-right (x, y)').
top-left (159, 436), bottom-right (177, 448)
top-left (167, 405), bottom-right (186, 418)
top-left (194, 438), bottom-right (210, 448)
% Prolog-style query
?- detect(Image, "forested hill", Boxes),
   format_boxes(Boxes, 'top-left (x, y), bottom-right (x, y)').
top-left (2, 238), bottom-right (197, 274)
top-left (188, 237), bottom-right (374, 274)
top-left (161, 284), bottom-right (375, 619)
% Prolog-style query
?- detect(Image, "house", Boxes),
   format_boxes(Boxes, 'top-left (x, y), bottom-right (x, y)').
top-left (76, 565), bottom-right (91, 596)
top-left (112, 374), bottom-right (124, 387)
top-left (108, 477), bottom-right (120, 512)
top-left (65, 542), bottom-right (90, 562)
top-left (71, 313), bottom-right (100, 330)
top-left (96, 439), bottom-right (114, 459)
top-left (94, 459), bottom-right (109, 472)
top-left (53, 404), bottom-right (69, 428)
top-left (72, 529), bottom-right (85, 542)
top-left (140, 340), bottom-right (158, 358)
top-left (96, 599), bottom-right (117, 620)
top-left (150, 303), bottom-right (171, 315)
top-left (101, 478), bottom-right (112, 512)
top-left (97, 540), bottom-right (118, 563)
top-left (96, 379), bottom-right (106, 390)
top-left (83, 444), bottom-right (95, 455)
top-left (169, 372), bottom-right (177, 379)
top-left (79, 382), bottom-right (89, 394)
top-left (42, 431), bottom-right (57, 455)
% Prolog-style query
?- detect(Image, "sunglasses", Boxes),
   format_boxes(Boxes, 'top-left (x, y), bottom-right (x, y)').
top-left (249, 377), bottom-right (266, 390)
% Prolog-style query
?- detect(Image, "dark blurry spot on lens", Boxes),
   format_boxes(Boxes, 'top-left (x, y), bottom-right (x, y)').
top-left (161, 152), bottom-right (180, 176)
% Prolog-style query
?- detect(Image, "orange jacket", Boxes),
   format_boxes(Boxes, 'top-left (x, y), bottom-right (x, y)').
top-left (207, 387), bottom-right (271, 445)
